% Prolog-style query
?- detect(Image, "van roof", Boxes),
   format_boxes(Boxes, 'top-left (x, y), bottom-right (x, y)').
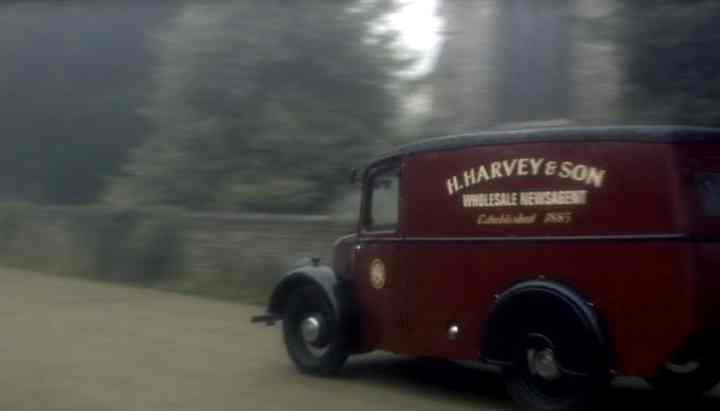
top-left (370, 125), bottom-right (720, 167)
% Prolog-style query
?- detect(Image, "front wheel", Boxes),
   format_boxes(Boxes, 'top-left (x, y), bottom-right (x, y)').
top-left (282, 285), bottom-right (349, 375)
top-left (504, 332), bottom-right (610, 411)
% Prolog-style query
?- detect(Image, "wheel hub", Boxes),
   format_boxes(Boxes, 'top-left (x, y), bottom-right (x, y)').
top-left (300, 314), bottom-right (324, 346)
top-left (528, 347), bottom-right (562, 381)
top-left (666, 360), bottom-right (701, 374)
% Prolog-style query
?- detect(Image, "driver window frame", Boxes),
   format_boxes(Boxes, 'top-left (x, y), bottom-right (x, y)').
top-left (360, 160), bottom-right (403, 235)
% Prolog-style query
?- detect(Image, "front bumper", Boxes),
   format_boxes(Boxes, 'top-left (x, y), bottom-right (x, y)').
top-left (251, 313), bottom-right (280, 326)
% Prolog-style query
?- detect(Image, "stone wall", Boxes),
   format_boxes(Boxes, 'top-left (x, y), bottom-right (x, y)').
top-left (0, 204), bottom-right (353, 304)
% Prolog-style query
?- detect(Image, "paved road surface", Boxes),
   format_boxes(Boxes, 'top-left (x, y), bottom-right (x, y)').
top-left (0, 268), bottom-right (717, 411)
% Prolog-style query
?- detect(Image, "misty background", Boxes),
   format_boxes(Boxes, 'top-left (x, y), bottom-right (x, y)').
top-left (0, 0), bottom-right (719, 300)
top-left (2, 0), bottom-right (719, 213)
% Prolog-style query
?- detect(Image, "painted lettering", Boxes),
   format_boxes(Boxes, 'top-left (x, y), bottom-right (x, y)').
top-left (530, 158), bottom-right (544, 175)
top-left (502, 159), bottom-right (518, 176)
top-left (545, 161), bottom-right (557, 176)
top-left (447, 176), bottom-right (462, 195)
top-left (491, 162), bottom-right (502, 179)
top-left (463, 169), bottom-right (477, 187)
top-left (462, 192), bottom-right (519, 208)
top-left (446, 158), bottom-right (607, 195)
top-left (477, 165), bottom-right (490, 181)
top-left (559, 161), bottom-right (573, 179)
top-left (571, 165), bottom-right (588, 182)
top-left (586, 167), bottom-right (605, 188)
top-left (519, 190), bottom-right (587, 206)
top-left (477, 213), bottom-right (537, 225)
top-left (516, 158), bottom-right (529, 176)
top-left (544, 211), bottom-right (573, 224)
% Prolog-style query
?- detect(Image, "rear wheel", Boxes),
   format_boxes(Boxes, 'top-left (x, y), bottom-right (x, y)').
top-left (647, 347), bottom-right (720, 396)
top-left (282, 285), bottom-right (349, 375)
top-left (504, 331), bottom-right (609, 411)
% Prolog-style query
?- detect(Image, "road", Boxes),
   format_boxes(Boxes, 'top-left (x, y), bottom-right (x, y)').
top-left (0, 268), bottom-right (717, 411)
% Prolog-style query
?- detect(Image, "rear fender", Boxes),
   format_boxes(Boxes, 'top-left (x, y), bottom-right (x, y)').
top-left (482, 280), bottom-right (612, 373)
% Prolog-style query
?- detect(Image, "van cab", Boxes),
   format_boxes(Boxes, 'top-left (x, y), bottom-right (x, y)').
top-left (254, 126), bottom-right (720, 411)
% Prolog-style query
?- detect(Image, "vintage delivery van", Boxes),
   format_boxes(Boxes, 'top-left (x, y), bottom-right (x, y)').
top-left (253, 126), bottom-right (720, 411)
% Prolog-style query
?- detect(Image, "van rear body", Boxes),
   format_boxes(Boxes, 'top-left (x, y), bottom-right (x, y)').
top-left (258, 126), bottom-right (720, 410)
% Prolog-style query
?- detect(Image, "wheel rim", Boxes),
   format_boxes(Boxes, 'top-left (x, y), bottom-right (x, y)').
top-left (515, 333), bottom-right (588, 398)
top-left (665, 360), bottom-right (701, 374)
top-left (293, 310), bottom-right (331, 358)
top-left (527, 347), bottom-right (562, 381)
top-left (300, 313), bottom-right (325, 347)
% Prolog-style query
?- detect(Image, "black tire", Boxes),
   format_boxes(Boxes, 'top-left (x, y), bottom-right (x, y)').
top-left (647, 353), bottom-right (720, 396)
top-left (282, 285), bottom-right (349, 375)
top-left (503, 327), bottom-right (610, 411)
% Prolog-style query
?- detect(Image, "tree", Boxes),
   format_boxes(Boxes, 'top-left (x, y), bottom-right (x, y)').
top-left (0, 2), bottom-right (175, 204)
top-left (610, 1), bottom-right (720, 126)
top-left (106, 0), bottom-right (407, 213)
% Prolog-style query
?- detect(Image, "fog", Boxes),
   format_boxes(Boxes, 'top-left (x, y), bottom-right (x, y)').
top-left (0, 2), bottom-right (174, 203)
top-left (2, 0), bottom-right (719, 210)
top-left (1, 2), bottom-right (720, 409)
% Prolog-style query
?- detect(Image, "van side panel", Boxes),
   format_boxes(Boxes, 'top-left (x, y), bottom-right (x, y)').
top-left (694, 244), bottom-right (720, 332)
top-left (395, 142), bottom-right (693, 377)
top-left (403, 142), bottom-right (682, 237)
top-left (678, 143), bottom-right (720, 332)
top-left (396, 241), bottom-right (694, 377)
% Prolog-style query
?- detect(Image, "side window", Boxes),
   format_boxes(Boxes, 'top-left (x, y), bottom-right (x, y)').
top-left (696, 172), bottom-right (720, 216)
top-left (365, 165), bottom-right (400, 232)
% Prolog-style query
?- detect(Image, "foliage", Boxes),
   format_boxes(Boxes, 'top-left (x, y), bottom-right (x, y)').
top-left (0, 202), bottom-right (32, 250)
top-left (106, 0), bottom-right (407, 213)
top-left (72, 206), bottom-right (188, 283)
top-left (0, 3), bottom-right (175, 204)
top-left (607, 1), bottom-right (720, 125)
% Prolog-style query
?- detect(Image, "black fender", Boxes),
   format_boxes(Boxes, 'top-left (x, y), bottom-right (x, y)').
top-left (482, 280), bottom-right (612, 373)
top-left (267, 264), bottom-right (346, 322)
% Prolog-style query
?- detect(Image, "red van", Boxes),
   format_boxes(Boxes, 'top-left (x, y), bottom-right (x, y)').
top-left (253, 126), bottom-right (720, 411)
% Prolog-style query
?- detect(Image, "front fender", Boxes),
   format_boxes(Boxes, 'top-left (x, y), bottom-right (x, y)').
top-left (266, 264), bottom-right (344, 321)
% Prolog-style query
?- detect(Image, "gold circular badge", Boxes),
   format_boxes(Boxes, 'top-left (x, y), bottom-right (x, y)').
top-left (369, 259), bottom-right (386, 289)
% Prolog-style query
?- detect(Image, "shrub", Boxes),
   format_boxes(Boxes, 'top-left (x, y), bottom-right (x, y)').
top-left (70, 206), bottom-right (188, 283)
top-left (0, 202), bottom-right (33, 251)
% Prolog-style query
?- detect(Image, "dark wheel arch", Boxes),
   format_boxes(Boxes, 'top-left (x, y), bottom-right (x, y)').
top-left (482, 280), bottom-right (613, 373)
top-left (268, 265), bottom-right (348, 322)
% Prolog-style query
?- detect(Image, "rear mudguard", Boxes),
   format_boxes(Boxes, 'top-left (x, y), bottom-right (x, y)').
top-left (252, 264), bottom-right (347, 325)
top-left (482, 280), bottom-right (612, 373)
